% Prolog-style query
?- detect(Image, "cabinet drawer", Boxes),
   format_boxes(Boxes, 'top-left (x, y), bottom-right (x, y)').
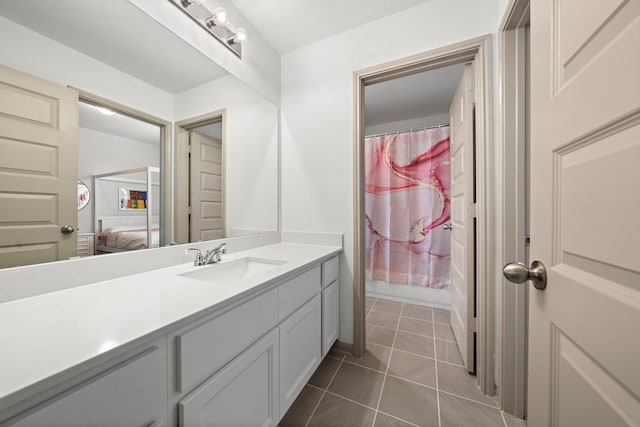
top-left (10, 345), bottom-right (166, 427)
top-left (322, 280), bottom-right (340, 357)
top-left (279, 294), bottom-right (321, 418)
top-left (179, 329), bottom-right (279, 427)
top-left (321, 256), bottom-right (339, 288)
top-left (278, 266), bottom-right (321, 321)
top-left (177, 288), bottom-right (278, 393)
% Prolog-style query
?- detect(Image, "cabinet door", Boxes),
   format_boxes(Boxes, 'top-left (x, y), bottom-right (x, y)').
top-left (10, 345), bottom-right (167, 427)
top-left (322, 280), bottom-right (339, 357)
top-left (279, 294), bottom-right (321, 418)
top-left (179, 329), bottom-right (280, 427)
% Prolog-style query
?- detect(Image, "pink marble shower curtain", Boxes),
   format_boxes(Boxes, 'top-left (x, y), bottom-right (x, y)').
top-left (364, 127), bottom-right (451, 289)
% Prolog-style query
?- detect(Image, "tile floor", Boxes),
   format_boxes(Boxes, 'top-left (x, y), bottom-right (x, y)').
top-left (280, 296), bottom-right (526, 427)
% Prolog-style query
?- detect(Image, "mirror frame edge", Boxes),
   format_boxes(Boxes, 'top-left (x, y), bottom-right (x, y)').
top-left (73, 87), bottom-right (174, 246)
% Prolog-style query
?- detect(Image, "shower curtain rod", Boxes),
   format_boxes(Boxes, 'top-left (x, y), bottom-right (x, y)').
top-left (365, 123), bottom-right (449, 139)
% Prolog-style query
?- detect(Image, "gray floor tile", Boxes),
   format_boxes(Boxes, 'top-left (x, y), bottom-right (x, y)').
top-left (398, 317), bottom-right (434, 336)
top-left (435, 339), bottom-right (464, 366)
top-left (366, 297), bottom-right (377, 309)
top-left (433, 309), bottom-right (450, 324)
top-left (373, 299), bottom-right (403, 315)
top-left (437, 363), bottom-right (498, 407)
top-left (434, 323), bottom-right (456, 341)
top-left (279, 385), bottom-right (323, 427)
top-left (387, 349), bottom-right (436, 388)
top-left (307, 393), bottom-right (376, 427)
top-left (393, 331), bottom-right (435, 358)
top-left (374, 412), bottom-right (417, 427)
top-left (401, 304), bottom-right (433, 321)
top-left (308, 355), bottom-right (342, 389)
top-left (345, 342), bottom-right (391, 372)
top-left (439, 392), bottom-right (504, 427)
top-left (328, 361), bottom-right (385, 408)
top-left (378, 376), bottom-right (439, 427)
top-left (368, 310), bottom-right (400, 329)
top-left (367, 323), bottom-right (396, 347)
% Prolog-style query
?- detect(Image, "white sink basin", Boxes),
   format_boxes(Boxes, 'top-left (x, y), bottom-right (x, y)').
top-left (178, 257), bottom-right (287, 285)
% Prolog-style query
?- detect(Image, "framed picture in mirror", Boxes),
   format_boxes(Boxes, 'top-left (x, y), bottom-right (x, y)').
top-left (119, 187), bottom-right (147, 210)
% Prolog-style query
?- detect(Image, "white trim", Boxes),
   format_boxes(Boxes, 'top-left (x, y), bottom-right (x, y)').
top-left (353, 35), bottom-right (495, 395)
top-left (497, 0), bottom-right (530, 419)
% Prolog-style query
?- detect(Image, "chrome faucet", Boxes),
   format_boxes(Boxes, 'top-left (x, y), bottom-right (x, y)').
top-left (187, 243), bottom-right (227, 266)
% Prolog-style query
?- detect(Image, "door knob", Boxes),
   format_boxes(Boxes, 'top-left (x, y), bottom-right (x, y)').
top-left (503, 260), bottom-right (547, 290)
top-left (443, 223), bottom-right (452, 230)
top-left (61, 225), bottom-right (75, 234)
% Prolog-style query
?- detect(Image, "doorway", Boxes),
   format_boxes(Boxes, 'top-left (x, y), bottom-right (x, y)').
top-left (175, 110), bottom-right (226, 244)
top-left (353, 35), bottom-right (495, 395)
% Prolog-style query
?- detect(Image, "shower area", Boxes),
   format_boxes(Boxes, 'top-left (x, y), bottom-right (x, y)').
top-left (363, 63), bottom-right (465, 309)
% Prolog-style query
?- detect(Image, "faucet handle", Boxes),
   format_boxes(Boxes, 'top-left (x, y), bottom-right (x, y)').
top-left (213, 242), bottom-right (227, 253)
top-left (187, 248), bottom-right (204, 265)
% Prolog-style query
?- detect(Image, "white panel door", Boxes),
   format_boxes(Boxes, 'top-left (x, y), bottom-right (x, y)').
top-left (525, 0), bottom-right (640, 425)
top-left (0, 64), bottom-right (78, 268)
top-left (448, 64), bottom-right (475, 371)
top-left (190, 131), bottom-right (223, 241)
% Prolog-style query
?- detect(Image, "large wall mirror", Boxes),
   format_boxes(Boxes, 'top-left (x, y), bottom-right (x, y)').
top-left (0, 1), bottom-right (279, 269)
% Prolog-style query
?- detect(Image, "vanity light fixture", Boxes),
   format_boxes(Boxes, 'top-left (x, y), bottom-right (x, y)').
top-left (96, 106), bottom-right (116, 116)
top-left (170, 0), bottom-right (247, 58)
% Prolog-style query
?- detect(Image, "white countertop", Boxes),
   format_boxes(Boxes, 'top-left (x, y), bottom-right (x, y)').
top-left (0, 242), bottom-right (341, 408)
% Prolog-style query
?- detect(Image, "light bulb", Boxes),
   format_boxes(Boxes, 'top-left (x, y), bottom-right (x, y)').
top-left (229, 27), bottom-right (247, 44)
top-left (212, 7), bottom-right (227, 25)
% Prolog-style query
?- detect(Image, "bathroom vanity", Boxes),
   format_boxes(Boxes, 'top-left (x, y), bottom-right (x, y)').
top-left (0, 239), bottom-right (341, 426)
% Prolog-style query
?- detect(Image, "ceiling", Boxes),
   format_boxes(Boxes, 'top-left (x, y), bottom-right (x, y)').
top-left (365, 63), bottom-right (466, 127)
top-left (1, 0), bottom-right (463, 128)
top-left (0, 0), bottom-right (228, 94)
top-left (79, 102), bottom-right (160, 145)
top-left (229, 0), bottom-right (433, 54)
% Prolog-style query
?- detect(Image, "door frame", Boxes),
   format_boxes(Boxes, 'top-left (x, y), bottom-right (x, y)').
top-left (496, 0), bottom-right (530, 418)
top-left (76, 89), bottom-right (173, 246)
top-left (352, 34), bottom-right (496, 395)
top-left (174, 110), bottom-right (227, 244)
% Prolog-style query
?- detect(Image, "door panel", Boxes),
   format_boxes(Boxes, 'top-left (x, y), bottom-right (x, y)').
top-left (528, 0), bottom-right (640, 425)
top-left (190, 131), bottom-right (223, 241)
top-left (0, 64), bottom-right (78, 268)
top-left (449, 63), bottom-right (475, 370)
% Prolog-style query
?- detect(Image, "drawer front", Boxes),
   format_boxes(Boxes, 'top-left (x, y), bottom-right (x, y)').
top-left (177, 288), bottom-right (278, 393)
top-left (10, 345), bottom-right (166, 427)
top-left (279, 295), bottom-right (321, 418)
top-left (322, 280), bottom-right (340, 357)
top-left (179, 329), bottom-right (279, 427)
top-left (278, 266), bottom-right (321, 321)
top-left (321, 256), bottom-right (339, 288)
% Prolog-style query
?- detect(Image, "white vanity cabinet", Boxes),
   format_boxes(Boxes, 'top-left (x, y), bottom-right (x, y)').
top-left (7, 341), bottom-right (167, 427)
top-left (321, 256), bottom-right (340, 357)
top-left (0, 250), bottom-right (342, 427)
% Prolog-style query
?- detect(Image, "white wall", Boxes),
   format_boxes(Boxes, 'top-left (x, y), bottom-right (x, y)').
top-left (175, 75), bottom-right (279, 235)
top-left (365, 113), bottom-right (450, 136)
top-left (0, 17), bottom-right (174, 120)
top-left (78, 128), bottom-right (161, 233)
top-left (129, 0), bottom-right (281, 106)
top-left (281, 0), bottom-right (500, 343)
